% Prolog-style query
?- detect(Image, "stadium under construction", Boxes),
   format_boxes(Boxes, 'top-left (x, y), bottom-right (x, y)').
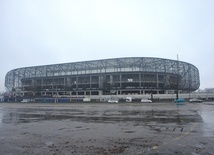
top-left (4, 57), bottom-right (200, 102)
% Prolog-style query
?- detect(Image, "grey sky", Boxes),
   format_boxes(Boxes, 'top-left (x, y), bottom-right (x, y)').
top-left (0, 0), bottom-right (214, 92)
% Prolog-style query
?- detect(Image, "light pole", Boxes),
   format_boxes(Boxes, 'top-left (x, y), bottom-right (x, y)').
top-left (53, 82), bottom-right (58, 103)
top-left (176, 54), bottom-right (179, 100)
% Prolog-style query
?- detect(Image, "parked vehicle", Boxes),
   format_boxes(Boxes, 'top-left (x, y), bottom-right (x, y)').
top-left (174, 98), bottom-right (185, 103)
top-left (126, 97), bottom-right (132, 102)
top-left (21, 99), bottom-right (35, 103)
top-left (108, 99), bottom-right (118, 103)
top-left (21, 99), bottom-right (30, 103)
top-left (141, 99), bottom-right (152, 103)
top-left (189, 98), bottom-right (203, 103)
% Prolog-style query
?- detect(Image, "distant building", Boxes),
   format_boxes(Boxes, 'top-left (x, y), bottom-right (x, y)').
top-left (204, 88), bottom-right (214, 93)
top-left (5, 57), bottom-right (200, 98)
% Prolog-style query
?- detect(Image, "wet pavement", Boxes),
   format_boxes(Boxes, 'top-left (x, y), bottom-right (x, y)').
top-left (0, 102), bottom-right (214, 155)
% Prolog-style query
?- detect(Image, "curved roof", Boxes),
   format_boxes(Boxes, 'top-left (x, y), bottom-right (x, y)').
top-left (5, 57), bottom-right (200, 91)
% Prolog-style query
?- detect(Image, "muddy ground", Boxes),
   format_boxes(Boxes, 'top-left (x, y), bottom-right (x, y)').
top-left (0, 102), bottom-right (214, 155)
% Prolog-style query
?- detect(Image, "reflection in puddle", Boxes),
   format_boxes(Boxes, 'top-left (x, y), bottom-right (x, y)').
top-left (201, 106), bottom-right (214, 137)
top-left (0, 107), bottom-right (202, 125)
top-left (0, 109), bottom-right (3, 127)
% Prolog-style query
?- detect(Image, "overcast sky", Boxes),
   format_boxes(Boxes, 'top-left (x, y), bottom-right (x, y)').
top-left (0, 0), bottom-right (214, 92)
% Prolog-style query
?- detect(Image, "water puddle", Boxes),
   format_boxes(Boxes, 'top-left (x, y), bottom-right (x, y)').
top-left (0, 108), bottom-right (3, 127)
top-left (0, 108), bottom-right (202, 125)
top-left (200, 105), bottom-right (214, 137)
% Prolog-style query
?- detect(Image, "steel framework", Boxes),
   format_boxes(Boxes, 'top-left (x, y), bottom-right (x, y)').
top-left (5, 57), bottom-right (200, 96)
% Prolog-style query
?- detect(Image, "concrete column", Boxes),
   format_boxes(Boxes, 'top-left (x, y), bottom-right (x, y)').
top-left (90, 76), bottom-right (92, 89)
top-left (99, 90), bottom-right (102, 95)
top-left (156, 74), bottom-right (159, 88)
top-left (119, 74), bottom-right (122, 89)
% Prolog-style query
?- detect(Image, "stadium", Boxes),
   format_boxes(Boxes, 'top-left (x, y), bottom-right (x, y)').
top-left (5, 57), bottom-right (200, 102)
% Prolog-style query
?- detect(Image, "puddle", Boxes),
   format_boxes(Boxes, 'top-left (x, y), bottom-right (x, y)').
top-left (0, 108), bottom-right (3, 127)
top-left (200, 106), bottom-right (214, 137)
top-left (0, 107), bottom-right (203, 125)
